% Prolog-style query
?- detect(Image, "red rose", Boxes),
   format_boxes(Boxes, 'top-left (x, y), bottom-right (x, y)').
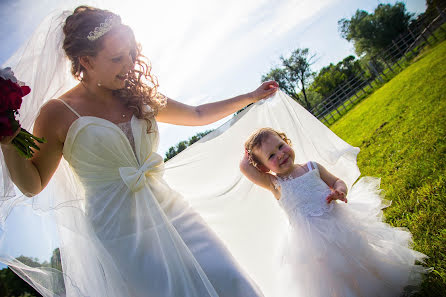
top-left (0, 113), bottom-right (14, 136)
top-left (8, 91), bottom-right (23, 110)
top-left (20, 85), bottom-right (31, 97)
top-left (0, 68), bottom-right (43, 158)
top-left (0, 78), bottom-right (27, 111)
top-left (0, 80), bottom-right (10, 112)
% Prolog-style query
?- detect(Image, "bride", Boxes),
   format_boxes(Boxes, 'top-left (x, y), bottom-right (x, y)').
top-left (0, 5), bottom-right (277, 297)
top-left (0, 4), bottom-right (384, 297)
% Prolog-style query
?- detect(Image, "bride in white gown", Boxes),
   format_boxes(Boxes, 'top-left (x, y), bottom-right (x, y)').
top-left (0, 6), bottom-right (277, 297)
top-left (1, 5), bottom-right (428, 297)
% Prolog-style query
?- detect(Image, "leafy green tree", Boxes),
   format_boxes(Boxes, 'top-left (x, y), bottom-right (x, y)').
top-left (50, 248), bottom-right (62, 272)
top-left (0, 249), bottom-right (64, 297)
top-left (338, 2), bottom-right (413, 57)
top-left (164, 130), bottom-right (213, 161)
top-left (310, 55), bottom-right (363, 98)
top-left (0, 265), bottom-right (39, 297)
top-left (424, 0), bottom-right (446, 23)
top-left (262, 48), bottom-right (316, 110)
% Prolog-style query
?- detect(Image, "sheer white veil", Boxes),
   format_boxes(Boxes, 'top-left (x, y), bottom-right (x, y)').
top-left (0, 8), bottom-right (361, 297)
top-left (163, 92), bottom-right (360, 295)
top-left (0, 9), bottom-right (83, 296)
top-left (1, 9), bottom-right (77, 202)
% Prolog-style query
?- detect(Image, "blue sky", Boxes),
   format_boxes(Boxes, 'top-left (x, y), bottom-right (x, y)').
top-left (0, 0), bottom-right (428, 269)
top-left (0, 0), bottom-right (426, 155)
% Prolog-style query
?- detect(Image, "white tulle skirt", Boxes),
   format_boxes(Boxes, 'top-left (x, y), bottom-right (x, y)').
top-left (276, 177), bottom-right (430, 297)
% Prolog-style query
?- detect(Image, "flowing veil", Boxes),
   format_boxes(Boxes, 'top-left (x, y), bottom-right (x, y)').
top-left (0, 9), bottom-right (360, 297)
top-left (163, 92), bottom-right (360, 295)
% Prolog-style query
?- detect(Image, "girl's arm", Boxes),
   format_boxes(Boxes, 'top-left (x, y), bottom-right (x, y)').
top-left (239, 152), bottom-right (281, 200)
top-left (316, 162), bottom-right (348, 203)
top-left (156, 81), bottom-right (278, 126)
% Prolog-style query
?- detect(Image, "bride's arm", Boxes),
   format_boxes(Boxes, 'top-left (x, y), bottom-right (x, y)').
top-left (156, 81), bottom-right (278, 126)
top-left (1, 101), bottom-right (65, 197)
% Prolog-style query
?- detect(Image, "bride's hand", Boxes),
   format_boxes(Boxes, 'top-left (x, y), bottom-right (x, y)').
top-left (250, 81), bottom-right (279, 102)
top-left (1, 126), bottom-right (21, 147)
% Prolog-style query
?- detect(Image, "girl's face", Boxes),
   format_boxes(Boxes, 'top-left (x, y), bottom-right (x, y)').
top-left (87, 30), bottom-right (135, 90)
top-left (253, 134), bottom-right (295, 174)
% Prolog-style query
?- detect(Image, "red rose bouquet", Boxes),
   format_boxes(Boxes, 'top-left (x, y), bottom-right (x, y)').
top-left (0, 67), bottom-right (45, 159)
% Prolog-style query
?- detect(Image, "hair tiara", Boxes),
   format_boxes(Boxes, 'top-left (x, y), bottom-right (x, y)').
top-left (87, 16), bottom-right (119, 41)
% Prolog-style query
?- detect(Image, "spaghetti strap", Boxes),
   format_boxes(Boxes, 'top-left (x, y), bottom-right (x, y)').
top-left (312, 161), bottom-right (318, 170)
top-left (306, 161), bottom-right (313, 171)
top-left (56, 98), bottom-right (81, 118)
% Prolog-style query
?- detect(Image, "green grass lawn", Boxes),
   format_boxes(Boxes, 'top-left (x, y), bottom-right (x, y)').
top-left (330, 40), bottom-right (446, 296)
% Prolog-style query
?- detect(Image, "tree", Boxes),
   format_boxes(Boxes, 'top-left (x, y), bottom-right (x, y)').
top-left (338, 2), bottom-right (413, 57)
top-left (0, 249), bottom-right (64, 297)
top-left (164, 130), bottom-right (213, 161)
top-left (424, 0), bottom-right (446, 24)
top-left (262, 48), bottom-right (316, 110)
top-left (310, 55), bottom-right (363, 98)
top-left (0, 259), bottom-right (40, 297)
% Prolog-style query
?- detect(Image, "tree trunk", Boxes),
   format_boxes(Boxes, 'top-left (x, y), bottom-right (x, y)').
top-left (300, 79), bottom-right (312, 110)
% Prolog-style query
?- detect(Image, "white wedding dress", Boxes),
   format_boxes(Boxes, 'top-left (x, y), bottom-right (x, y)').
top-left (275, 161), bottom-right (430, 297)
top-left (50, 99), bottom-right (263, 296)
top-left (0, 10), bottom-right (429, 297)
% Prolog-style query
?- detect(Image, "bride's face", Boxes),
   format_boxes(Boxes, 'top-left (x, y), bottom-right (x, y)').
top-left (87, 30), bottom-right (135, 90)
top-left (254, 134), bottom-right (295, 174)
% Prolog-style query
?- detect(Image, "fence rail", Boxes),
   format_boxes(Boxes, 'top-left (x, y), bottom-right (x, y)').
top-left (310, 8), bottom-right (446, 125)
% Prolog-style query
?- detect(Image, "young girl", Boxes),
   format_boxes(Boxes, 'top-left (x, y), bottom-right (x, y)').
top-left (240, 127), bottom-right (430, 297)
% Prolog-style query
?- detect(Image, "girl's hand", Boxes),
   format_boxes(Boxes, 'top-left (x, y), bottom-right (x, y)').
top-left (326, 189), bottom-right (347, 204)
top-left (250, 81), bottom-right (279, 102)
top-left (244, 149), bottom-right (269, 173)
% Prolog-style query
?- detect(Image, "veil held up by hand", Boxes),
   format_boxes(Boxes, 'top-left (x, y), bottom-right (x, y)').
top-left (0, 9), bottom-right (360, 297)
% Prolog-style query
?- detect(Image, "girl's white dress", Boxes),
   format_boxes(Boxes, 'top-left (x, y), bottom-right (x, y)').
top-left (275, 161), bottom-right (429, 297)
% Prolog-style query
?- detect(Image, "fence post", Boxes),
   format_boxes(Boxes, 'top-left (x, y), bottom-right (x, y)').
top-left (420, 30), bottom-right (431, 45)
top-left (424, 25), bottom-right (438, 41)
top-left (389, 41), bottom-right (403, 68)
top-left (368, 61), bottom-right (383, 82)
top-left (400, 33), bottom-right (410, 52)
top-left (310, 8), bottom-right (445, 125)
top-left (383, 59), bottom-right (395, 73)
top-left (437, 6), bottom-right (446, 23)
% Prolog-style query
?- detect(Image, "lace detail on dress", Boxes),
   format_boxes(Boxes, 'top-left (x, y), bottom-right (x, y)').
top-left (116, 121), bottom-right (135, 152)
top-left (272, 177), bottom-right (280, 190)
top-left (277, 167), bottom-right (333, 218)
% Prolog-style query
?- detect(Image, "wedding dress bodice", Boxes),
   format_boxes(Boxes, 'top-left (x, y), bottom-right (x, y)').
top-left (117, 120), bottom-right (136, 152)
top-left (277, 162), bottom-right (333, 218)
top-left (62, 115), bottom-right (166, 239)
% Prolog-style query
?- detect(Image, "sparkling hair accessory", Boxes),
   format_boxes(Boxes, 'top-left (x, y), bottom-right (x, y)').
top-left (87, 16), bottom-right (118, 41)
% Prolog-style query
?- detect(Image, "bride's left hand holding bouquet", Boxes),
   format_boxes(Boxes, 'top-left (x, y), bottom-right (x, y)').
top-left (0, 67), bottom-right (46, 159)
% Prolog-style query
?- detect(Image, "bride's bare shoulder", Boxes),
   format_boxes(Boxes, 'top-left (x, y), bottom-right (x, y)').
top-left (36, 90), bottom-right (83, 142)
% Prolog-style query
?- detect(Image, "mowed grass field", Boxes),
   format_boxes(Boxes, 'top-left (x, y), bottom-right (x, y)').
top-left (330, 40), bottom-right (446, 296)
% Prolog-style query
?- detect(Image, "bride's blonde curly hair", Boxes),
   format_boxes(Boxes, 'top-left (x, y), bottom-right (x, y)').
top-left (62, 6), bottom-right (166, 131)
top-left (244, 128), bottom-right (291, 169)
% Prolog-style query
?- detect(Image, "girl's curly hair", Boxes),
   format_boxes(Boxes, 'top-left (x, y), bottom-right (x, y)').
top-left (63, 6), bottom-right (166, 131)
top-left (244, 128), bottom-right (291, 169)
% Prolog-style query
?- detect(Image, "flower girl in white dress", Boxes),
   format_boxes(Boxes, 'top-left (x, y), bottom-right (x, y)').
top-left (240, 127), bottom-right (430, 297)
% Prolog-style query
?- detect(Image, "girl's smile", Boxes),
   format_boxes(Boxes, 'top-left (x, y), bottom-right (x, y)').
top-left (254, 134), bottom-right (295, 175)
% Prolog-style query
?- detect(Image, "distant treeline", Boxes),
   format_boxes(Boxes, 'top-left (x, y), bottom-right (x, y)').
top-left (261, 1), bottom-right (445, 112)
top-left (164, 1), bottom-right (445, 161)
